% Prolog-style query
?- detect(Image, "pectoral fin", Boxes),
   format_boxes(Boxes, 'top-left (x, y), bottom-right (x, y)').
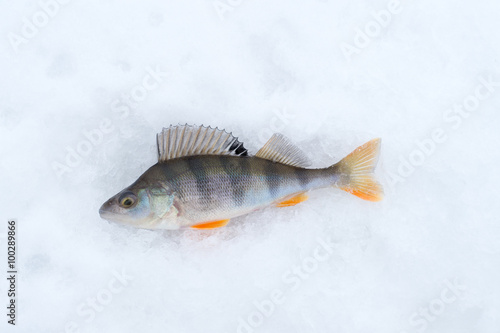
top-left (191, 219), bottom-right (230, 229)
top-left (276, 193), bottom-right (309, 207)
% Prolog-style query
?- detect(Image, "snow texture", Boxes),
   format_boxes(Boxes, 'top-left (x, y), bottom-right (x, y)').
top-left (1, 0), bottom-right (500, 332)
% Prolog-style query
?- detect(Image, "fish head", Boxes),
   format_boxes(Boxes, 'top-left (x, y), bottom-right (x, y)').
top-left (99, 182), bottom-right (179, 229)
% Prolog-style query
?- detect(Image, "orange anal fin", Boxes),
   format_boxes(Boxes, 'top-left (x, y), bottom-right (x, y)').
top-left (191, 219), bottom-right (230, 229)
top-left (276, 193), bottom-right (309, 207)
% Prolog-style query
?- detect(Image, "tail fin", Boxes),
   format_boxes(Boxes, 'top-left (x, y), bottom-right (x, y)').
top-left (333, 138), bottom-right (383, 202)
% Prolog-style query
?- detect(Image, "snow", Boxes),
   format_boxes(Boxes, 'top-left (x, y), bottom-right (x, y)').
top-left (1, 0), bottom-right (500, 332)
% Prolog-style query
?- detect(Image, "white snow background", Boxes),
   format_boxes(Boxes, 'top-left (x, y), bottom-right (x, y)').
top-left (1, 0), bottom-right (500, 332)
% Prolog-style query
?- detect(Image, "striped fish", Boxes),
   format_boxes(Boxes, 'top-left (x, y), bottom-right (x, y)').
top-left (99, 124), bottom-right (383, 229)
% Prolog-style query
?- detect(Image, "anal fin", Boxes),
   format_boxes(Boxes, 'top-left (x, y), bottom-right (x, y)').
top-left (276, 193), bottom-right (309, 207)
top-left (191, 219), bottom-right (230, 229)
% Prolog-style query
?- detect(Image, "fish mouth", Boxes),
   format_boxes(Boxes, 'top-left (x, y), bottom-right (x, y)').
top-left (99, 201), bottom-right (116, 221)
top-left (99, 207), bottom-right (112, 220)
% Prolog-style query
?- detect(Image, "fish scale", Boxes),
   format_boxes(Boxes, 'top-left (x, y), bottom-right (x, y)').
top-left (159, 156), bottom-right (328, 224)
top-left (99, 125), bottom-right (383, 230)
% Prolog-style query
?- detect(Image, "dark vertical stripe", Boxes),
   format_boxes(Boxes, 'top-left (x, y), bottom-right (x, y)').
top-left (159, 162), bottom-right (182, 180)
top-left (237, 156), bottom-right (251, 204)
top-left (264, 160), bottom-right (280, 198)
top-left (171, 159), bottom-right (192, 199)
top-left (295, 167), bottom-right (310, 190)
top-left (185, 157), bottom-right (212, 208)
top-left (221, 156), bottom-right (250, 207)
top-left (158, 160), bottom-right (189, 191)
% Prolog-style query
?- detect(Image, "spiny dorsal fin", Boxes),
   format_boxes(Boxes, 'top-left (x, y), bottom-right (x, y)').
top-left (255, 133), bottom-right (311, 167)
top-left (157, 124), bottom-right (248, 162)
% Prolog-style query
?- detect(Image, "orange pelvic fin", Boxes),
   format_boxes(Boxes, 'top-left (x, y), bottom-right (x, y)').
top-left (276, 193), bottom-right (309, 207)
top-left (191, 219), bottom-right (230, 229)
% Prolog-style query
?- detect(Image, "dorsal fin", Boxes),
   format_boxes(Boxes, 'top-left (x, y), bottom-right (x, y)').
top-left (255, 133), bottom-right (311, 167)
top-left (157, 124), bottom-right (248, 162)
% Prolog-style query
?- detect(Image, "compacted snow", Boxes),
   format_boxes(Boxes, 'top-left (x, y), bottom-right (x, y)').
top-left (1, 0), bottom-right (500, 332)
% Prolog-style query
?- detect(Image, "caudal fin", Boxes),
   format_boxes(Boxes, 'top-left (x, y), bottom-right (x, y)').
top-left (333, 138), bottom-right (383, 202)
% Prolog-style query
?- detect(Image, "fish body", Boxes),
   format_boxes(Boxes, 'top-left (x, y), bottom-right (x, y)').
top-left (99, 125), bottom-right (383, 230)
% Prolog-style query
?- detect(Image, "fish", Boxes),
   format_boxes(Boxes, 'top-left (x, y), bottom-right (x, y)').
top-left (99, 124), bottom-right (383, 230)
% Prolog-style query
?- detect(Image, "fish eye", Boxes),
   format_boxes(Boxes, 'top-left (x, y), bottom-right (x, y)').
top-left (119, 192), bottom-right (137, 208)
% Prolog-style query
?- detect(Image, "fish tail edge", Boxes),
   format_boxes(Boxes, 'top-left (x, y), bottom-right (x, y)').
top-left (331, 138), bottom-right (383, 202)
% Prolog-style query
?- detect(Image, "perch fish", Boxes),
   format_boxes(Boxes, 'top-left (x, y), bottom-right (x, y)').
top-left (99, 124), bottom-right (383, 229)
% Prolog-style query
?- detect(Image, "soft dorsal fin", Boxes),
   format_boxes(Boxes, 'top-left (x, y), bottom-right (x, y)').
top-left (157, 124), bottom-right (248, 162)
top-left (255, 133), bottom-right (311, 167)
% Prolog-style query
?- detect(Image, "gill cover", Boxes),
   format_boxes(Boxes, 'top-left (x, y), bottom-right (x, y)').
top-left (148, 185), bottom-right (176, 220)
